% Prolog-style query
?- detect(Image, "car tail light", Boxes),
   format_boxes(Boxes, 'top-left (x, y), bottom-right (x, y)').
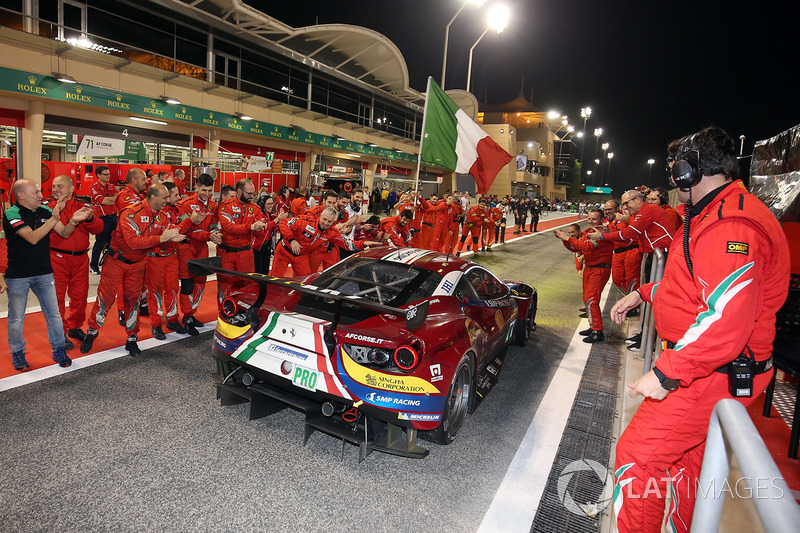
top-left (393, 345), bottom-right (420, 371)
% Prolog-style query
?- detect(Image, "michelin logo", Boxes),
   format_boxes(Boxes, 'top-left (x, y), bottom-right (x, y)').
top-left (265, 343), bottom-right (309, 361)
top-left (398, 412), bottom-right (441, 422)
top-left (365, 392), bottom-right (421, 407)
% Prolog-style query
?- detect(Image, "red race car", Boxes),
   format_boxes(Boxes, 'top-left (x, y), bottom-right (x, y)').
top-left (189, 247), bottom-right (537, 460)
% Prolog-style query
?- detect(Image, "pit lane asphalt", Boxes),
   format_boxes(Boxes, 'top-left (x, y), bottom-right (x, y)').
top-left (0, 221), bottom-right (589, 533)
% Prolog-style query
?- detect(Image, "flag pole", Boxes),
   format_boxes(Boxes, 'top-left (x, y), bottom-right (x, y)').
top-left (413, 76), bottom-right (434, 207)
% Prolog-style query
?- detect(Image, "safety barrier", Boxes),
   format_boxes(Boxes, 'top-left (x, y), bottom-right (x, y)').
top-left (640, 248), bottom-right (666, 374)
top-left (692, 399), bottom-right (800, 531)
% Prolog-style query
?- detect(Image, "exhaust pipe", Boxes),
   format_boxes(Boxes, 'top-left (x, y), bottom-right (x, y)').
top-left (321, 402), bottom-right (335, 417)
top-left (242, 373), bottom-right (254, 386)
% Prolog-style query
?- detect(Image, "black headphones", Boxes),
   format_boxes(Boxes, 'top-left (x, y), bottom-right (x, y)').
top-left (669, 135), bottom-right (702, 189)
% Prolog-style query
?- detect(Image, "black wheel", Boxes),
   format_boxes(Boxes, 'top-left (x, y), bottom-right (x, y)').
top-left (514, 296), bottom-right (537, 346)
top-left (429, 356), bottom-right (473, 445)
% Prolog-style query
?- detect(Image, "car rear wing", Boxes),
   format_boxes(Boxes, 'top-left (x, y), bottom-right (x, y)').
top-left (188, 257), bottom-right (429, 333)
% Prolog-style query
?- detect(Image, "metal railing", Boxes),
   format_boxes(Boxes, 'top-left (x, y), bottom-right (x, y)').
top-left (692, 399), bottom-right (800, 531)
top-left (640, 248), bottom-right (666, 373)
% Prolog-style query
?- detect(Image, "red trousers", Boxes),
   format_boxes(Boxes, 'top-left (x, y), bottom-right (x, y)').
top-left (611, 248), bottom-right (643, 295)
top-left (416, 223), bottom-right (435, 249)
top-left (614, 371), bottom-right (772, 533)
top-left (457, 223), bottom-right (482, 253)
top-left (51, 251), bottom-right (90, 333)
top-left (271, 246), bottom-right (312, 278)
top-left (89, 255), bottom-right (146, 336)
top-left (146, 253), bottom-right (179, 328)
top-left (309, 246), bottom-right (338, 272)
top-left (218, 248), bottom-right (255, 301)
top-left (431, 223), bottom-right (449, 252)
top-left (178, 243), bottom-right (208, 319)
top-left (444, 223), bottom-right (460, 254)
top-left (583, 264), bottom-right (611, 331)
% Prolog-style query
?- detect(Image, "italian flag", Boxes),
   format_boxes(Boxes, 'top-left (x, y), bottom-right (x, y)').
top-left (420, 77), bottom-right (512, 194)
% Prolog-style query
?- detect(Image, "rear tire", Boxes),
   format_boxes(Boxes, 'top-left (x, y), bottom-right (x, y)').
top-left (514, 296), bottom-right (537, 346)
top-left (428, 356), bottom-right (473, 445)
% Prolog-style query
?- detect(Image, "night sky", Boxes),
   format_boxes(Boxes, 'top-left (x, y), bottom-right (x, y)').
top-left (251, 0), bottom-right (797, 193)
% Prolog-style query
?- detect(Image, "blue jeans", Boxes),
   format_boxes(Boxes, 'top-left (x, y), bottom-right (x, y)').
top-left (6, 274), bottom-right (65, 354)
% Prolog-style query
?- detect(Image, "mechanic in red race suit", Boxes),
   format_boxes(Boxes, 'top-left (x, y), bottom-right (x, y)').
top-left (647, 187), bottom-right (683, 230)
top-left (270, 207), bottom-right (378, 277)
top-left (217, 179), bottom-right (267, 298)
top-left (175, 173), bottom-right (221, 336)
top-left (456, 197), bottom-right (490, 257)
top-left (82, 184), bottom-right (187, 356)
top-left (308, 191), bottom-right (361, 271)
top-left (482, 202), bottom-right (503, 252)
top-left (588, 189), bottom-right (675, 254)
top-left (303, 190), bottom-right (342, 272)
top-left (444, 200), bottom-right (464, 254)
top-left (113, 168), bottom-right (149, 323)
top-left (603, 200), bottom-right (642, 296)
top-left (274, 186), bottom-right (291, 216)
top-left (609, 127), bottom-right (790, 533)
top-left (89, 165), bottom-right (118, 274)
top-left (415, 194), bottom-right (438, 249)
top-left (146, 181), bottom-right (204, 340)
top-left (379, 208), bottom-right (413, 247)
top-left (44, 176), bottom-right (104, 350)
top-left (555, 208), bottom-right (614, 343)
top-left (429, 194), bottom-right (457, 252)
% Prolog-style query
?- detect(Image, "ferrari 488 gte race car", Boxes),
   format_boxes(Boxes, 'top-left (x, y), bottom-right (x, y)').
top-left (189, 247), bottom-right (536, 460)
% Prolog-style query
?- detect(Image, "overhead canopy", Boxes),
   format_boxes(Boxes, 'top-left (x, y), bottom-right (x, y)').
top-left (162, 0), bottom-right (424, 107)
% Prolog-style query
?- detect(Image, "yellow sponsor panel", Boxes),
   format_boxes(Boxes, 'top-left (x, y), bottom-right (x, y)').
top-left (341, 347), bottom-right (440, 394)
top-left (216, 318), bottom-right (250, 339)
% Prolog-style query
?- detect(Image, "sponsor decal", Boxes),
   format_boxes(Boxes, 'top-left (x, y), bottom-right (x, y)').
top-left (365, 392), bottom-right (421, 407)
top-left (429, 364), bottom-right (444, 383)
top-left (264, 342), bottom-right (309, 361)
top-left (727, 241), bottom-right (749, 255)
top-left (292, 366), bottom-right (318, 390)
top-left (232, 206), bottom-right (241, 213)
top-left (344, 332), bottom-right (385, 345)
top-left (398, 412), bottom-right (442, 422)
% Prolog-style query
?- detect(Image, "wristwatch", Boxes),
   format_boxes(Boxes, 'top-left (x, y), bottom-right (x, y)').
top-left (653, 367), bottom-right (679, 391)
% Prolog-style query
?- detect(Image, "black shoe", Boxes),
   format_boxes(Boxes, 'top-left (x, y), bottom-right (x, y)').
top-left (12, 351), bottom-right (29, 371)
top-left (64, 338), bottom-right (75, 350)
top-left (125, 339), bottom-right (141, 357)
top-left (184, 316), bottom-right (204, 328)
top-left (579, 312), bottom-right (588, 318)
top-left (626, 332), bottom-right (641, 344)
top-left (456, 252), bottom-right (461, 257)
top-left (579, 307), bottom-right (586, 312)
top-left (80, 331), bottom-right (98, 354)
top-left (627, 341), bottom-right (641, 352)
top-left (118, 311), bottom-right (125, 327)
top-left (68, 328), bottom-right (86, 341)
top-left (90, 266), bottom-right (101, 275)
top-left (582, 330), bottom-right (605, 343)
top-left (486, 247), bottom-right (493, 252)
top-left (627, 307), bottom-right (640, 317)
top-left (183, 319), bottom-right (199, 337)
top-left (140, 304), bottom-right (149, 316)
top-left (166, 320), bottom-right (187, 334)
top-left (152, 326), bottom-right (166, 340)
top-left (52, 347), bottom-right (72, 367)
top-left (578, 327), bottom-right (593, 336)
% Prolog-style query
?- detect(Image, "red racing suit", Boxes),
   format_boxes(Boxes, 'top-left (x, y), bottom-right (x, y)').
top-left (218, 197), bottom-right (264, 298)
top-left (146, 204), bottom-right (195, 328)
top-left (444, 202), bottom-right (464, 254)
top-left (45, 195), bottom-right (104, 334)
top-left (89, 200), bottom-right (172, 337)
top-left (176, 194), bottom-right (218, 319)
top-left (484, 206), bottom-right (503, 246)
top-left (614, 180), bottom-right (790, 533)
top-left (601, 202), bottom-right (675, 253)
top-left (271, 215), bottom-right (366, 277)
top-left (607, 218), bottom-right (642, 295)
top-left (457, 204), bottom-right (489, 253)
top-left (379, 215), bottom-right (411, 247)
top-left (429, 201), bottom-right (457, 252)
top-left (113, 184), bottom-right (146, 303)
top-left (561, 228), bottom-right (613, 331)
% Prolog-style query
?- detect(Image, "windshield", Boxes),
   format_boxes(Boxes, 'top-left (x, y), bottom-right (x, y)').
top-left (294, 258), bottom-right (443, 324)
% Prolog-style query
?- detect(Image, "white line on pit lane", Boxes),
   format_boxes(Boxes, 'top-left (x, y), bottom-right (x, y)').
top-left (477, 280), bottom-right (613, 533)
top-left (0, 323), bottom-right (216, 393)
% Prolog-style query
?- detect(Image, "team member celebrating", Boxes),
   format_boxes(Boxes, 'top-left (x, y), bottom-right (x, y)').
top-left (379, 209), bottom-right (413, 247)
top-left (610, 127), bottom-right (790, 533)
top-left (82, 184), bottom-right (186, 357)
top-left (4, 180), bottom-right (92, 371)
top-left (176, 173), bottom-right (221, 336)
top-left (45, 176), bottom-right (104, 349)
top-left (146, 182), bottom-right (203, 340)
top-left (456, 197), bottom-right (490, 257)
top-left (555, 208), bottom-right (614, 343)
top-left (217, 179), bottom-right (266, 297)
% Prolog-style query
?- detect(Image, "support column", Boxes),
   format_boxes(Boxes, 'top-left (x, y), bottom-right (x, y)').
top-left (206, 129), bottom-right (219, 160)
top-left (22, 100), bottom-right (44, 184)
